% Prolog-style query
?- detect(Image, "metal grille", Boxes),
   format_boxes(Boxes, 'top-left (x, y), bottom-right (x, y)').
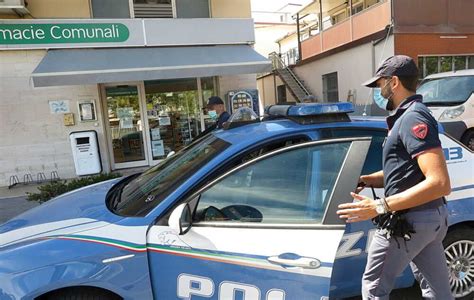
top-left (134, 3), bottom-right (173, 18)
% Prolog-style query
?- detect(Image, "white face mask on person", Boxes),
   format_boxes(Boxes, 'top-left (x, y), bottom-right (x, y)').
top-left (373, 78), bottom-right (394, 111)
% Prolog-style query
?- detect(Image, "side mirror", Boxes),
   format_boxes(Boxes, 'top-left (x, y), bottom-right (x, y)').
top-left (168, 203), bottom-right (192, 235)
top-left (167, 151), bottom-right (176, 158)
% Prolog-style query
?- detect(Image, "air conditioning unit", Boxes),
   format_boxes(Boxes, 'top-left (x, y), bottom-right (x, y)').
top-left (0, 0), bottom-right (30, 16)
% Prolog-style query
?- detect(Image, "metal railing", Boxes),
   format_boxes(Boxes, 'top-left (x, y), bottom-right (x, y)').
top-left (269, 52), bottom-right (311, 100)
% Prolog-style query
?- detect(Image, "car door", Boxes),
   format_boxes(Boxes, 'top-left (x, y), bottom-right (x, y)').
top-left (146, 137), bottom-right (371, 300)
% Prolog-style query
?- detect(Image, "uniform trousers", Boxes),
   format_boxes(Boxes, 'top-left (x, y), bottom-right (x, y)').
top-left (362, 205), bottom-right (453, 300)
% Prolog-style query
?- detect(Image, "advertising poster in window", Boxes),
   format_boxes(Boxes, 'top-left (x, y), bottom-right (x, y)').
top-left (152, 140), bottom-right (165, 157)
top-left (117, 107), bottom-right (134, 129)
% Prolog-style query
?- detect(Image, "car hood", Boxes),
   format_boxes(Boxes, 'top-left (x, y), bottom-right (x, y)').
top-left (427, 106), bottom-right (444, 120)
top-left (0, 179), bottom-right (124, 248)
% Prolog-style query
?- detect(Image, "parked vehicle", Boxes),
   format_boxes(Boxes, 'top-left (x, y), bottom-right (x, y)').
top-left (0, 103), bottom-right (472, 300)
top-left (418, 69), bottom-right (474, 150)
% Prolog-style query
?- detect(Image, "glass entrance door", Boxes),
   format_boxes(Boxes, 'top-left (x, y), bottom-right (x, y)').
top-left (144, 78), bottom-right (205, 161)
top-left (105, 85), bottom-right (148, 168)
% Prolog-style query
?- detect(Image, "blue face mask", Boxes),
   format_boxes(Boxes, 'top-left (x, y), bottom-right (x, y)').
top-left (208, 110), bottom-right (218, 120)
top-left (373, 88), bottom-right (388, 110)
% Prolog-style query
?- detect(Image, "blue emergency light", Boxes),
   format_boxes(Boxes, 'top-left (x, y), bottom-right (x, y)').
top-left (265, 102), bottom-right (354, 117)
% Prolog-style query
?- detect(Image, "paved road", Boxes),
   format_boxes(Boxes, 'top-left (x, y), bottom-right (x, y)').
top-left (0, 196), bottom-right (40, 224)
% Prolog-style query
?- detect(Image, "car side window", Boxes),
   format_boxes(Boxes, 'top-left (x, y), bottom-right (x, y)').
top-left (194, 142), bottom-right (351, 224)
top-left (319, 128), bottom-right (386, 174)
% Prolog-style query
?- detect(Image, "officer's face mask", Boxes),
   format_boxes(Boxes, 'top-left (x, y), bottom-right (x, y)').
top-left (373, 78), bottom-right (394, 111)
top-left (208, 110), bottom-right (218, 120)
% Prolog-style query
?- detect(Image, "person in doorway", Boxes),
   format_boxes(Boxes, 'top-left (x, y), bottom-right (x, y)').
top-left (336, 55), bottom-right (453, 299)
top-left (193, 96), bottom-right (231, 141)
top-left (207, 96), bottom-right (230, 129)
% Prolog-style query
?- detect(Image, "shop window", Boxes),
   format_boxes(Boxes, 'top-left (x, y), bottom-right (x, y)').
top-left (200, 77), bottom-right (218, 131)
top-left (144, 78), bottom-right (201, 159)
top-left (322, 72), bottom-right (339, 102)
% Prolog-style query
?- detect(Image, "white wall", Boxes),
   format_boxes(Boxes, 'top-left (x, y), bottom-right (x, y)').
top-left (293, 35), bottom-right (394, 114)
top-left (0, 50), bottom-right (110, 187)
top-left (254, 24), bottom-right (296, 58)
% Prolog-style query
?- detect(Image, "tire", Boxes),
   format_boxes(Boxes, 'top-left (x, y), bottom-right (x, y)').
top-left (42, 287), bottom-right (121, 300)
top-left (460, 130), bottom-right (474, 151)
top-left (443, 227), bottom-right (474, 300)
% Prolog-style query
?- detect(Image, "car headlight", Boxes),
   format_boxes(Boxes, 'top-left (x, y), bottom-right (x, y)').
top-left (439, 105), bottom-right (465, 120)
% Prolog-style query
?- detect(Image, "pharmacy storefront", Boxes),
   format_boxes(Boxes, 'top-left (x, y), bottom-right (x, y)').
top-left (0, 19), bottom-right (270, 186)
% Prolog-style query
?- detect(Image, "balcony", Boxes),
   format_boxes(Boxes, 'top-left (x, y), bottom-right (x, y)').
top-left (298, 0), bottom-right (391, 60)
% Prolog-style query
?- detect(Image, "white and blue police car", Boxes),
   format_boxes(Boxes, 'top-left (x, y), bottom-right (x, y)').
top-left (0, 103), bottom-right (472, 300)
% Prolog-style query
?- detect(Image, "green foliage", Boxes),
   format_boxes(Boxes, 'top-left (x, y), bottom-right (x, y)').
top-left (26, 173), bottom-right (122, 203)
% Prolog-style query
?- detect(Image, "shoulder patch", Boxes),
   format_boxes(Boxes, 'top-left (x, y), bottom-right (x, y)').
top-left (412, 123), bottom-right (428, 139)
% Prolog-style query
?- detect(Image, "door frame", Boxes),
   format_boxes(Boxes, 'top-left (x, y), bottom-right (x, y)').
top-left (101, 81), bottom-right (151, 170)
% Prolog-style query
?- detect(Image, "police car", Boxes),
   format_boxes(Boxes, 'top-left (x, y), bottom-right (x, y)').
top-left (0, 103), bottom-right (472, 300)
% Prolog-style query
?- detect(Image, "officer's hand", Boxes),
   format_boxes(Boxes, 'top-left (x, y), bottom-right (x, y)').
top-left (355, 178), bottom-right (367, 194)
top-left (336, 192), bottom-right (378, 223)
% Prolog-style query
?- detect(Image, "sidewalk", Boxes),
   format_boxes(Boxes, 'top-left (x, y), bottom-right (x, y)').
top-left (0, 182), bottom-right (46, 199)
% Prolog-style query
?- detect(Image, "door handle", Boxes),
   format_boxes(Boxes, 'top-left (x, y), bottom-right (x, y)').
top-left (267, 253), bottom-right (321, 269)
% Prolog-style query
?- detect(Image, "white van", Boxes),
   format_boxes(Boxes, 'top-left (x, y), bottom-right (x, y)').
top-left (418, 69), bottom-right (474, 150)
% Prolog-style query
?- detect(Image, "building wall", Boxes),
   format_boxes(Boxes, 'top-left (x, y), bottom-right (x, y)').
top-left (0, 50), bottom-right (110, 187)
top-left (26, 0), bottom-right (92, 18)
top-left (393, 0), bottom-right (474, 33)
top-left (395, 34), bottom-right (474, 61)
top-left (301, 0), bottom-right (390, 60)
top-left (293, 35), bottom-right (394, 113)
top-left (254, 23), bottom-right (296, 58)
top-left (257, 74), bottom-right (297, 108)
top-left (210, 0), bottom-right (251, 18)
top-left (219, 74), bottom-right (257, 98)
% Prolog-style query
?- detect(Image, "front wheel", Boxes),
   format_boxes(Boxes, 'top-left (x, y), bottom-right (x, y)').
top-left (40, 287), bottom-right (121, 300)
top-left (443, 227), bottom-right (474, 300)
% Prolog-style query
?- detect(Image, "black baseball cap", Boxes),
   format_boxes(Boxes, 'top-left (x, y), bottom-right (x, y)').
top-left (207, 96), bottom-right (224, 106)
top-left (363, 55), bottom-right (419, 87)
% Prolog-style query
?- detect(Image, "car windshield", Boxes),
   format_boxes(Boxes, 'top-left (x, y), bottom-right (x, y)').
top-left (108, 134), bottom-right (231, 217)
top-left (418, 75), bottom-right (474, 106)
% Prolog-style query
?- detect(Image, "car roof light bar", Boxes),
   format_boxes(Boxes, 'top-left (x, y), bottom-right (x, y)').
top-left (265, 102), bottom-right (354, 117)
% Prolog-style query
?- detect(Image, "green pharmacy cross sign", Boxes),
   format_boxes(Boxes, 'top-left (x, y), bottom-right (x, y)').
top-left (0, 23), bottom-right (130, 44)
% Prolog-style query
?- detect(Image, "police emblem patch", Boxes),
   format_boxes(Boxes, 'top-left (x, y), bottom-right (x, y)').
top-left (412, 123), bottom-right (428, 139)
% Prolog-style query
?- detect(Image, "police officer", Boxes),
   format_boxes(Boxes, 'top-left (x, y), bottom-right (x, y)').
top-left (336, 55), bottom-right (453, 299)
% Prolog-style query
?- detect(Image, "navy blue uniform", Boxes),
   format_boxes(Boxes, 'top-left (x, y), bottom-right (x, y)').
top-left (217, 111), bottom-right (230, 129)
top-left (362, 95), bottom-right (452, 300)
top-left (383, 95), bottom-right (445, 209)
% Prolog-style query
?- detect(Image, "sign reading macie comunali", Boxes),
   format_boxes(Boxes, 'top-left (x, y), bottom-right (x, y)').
top-left (0, 23), bottom-right (130, 44)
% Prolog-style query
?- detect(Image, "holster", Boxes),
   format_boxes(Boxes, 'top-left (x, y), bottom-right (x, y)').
top-left (372, 210), bottom-right (415, 240)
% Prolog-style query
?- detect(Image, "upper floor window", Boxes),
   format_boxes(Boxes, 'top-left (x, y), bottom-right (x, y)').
top-left (133, 0), bottom-right (173, 18)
